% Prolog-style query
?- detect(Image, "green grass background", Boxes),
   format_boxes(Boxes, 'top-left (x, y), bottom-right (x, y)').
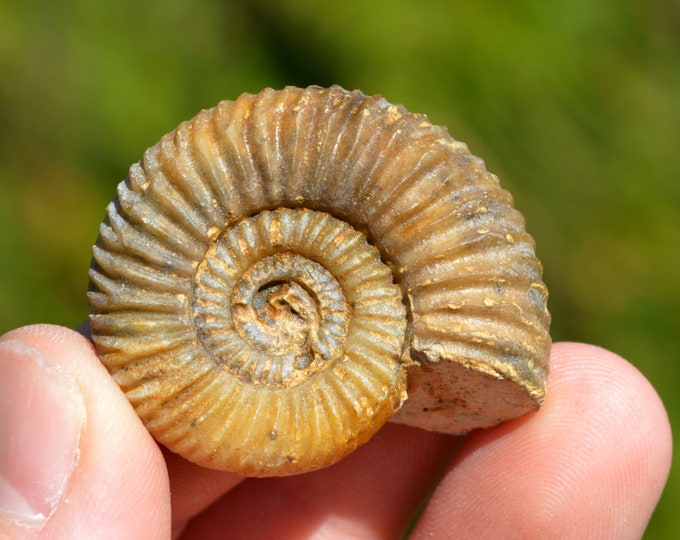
top-left (1, 0), bottom-right (677, 536)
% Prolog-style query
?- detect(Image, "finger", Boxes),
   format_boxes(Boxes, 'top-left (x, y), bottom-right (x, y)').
top-left (410, 342), bottom-right (672, 539)
top-left (180, 424), bottom-right (461, 539)
top-left (0, 325), bottom-right (171, 539)
top-left (163, 449), bottom-right (243, 538)
top-left (78, 318), bottom-right (245, 537)
top-left (76, 318), bottom-right (245, 537)
top-left (77, 319), bottom-right (247, 537)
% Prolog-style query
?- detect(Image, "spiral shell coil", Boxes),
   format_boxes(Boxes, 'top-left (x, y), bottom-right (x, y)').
top-left (88, 85), bottom-right (551, 476)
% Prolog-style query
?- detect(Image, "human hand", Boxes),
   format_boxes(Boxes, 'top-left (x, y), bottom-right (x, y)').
top-left (0, 325), bottom-right (671, 539)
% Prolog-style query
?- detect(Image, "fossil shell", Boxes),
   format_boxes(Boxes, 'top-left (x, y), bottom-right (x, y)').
top-left (88, 85), bottom-right (551, 476)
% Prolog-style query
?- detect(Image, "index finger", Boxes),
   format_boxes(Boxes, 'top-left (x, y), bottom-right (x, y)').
top-left (410, 342), bottom-right (672, 539)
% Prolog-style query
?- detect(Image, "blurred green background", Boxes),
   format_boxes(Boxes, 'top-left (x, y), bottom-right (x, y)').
top-left (1, 0), bottom-right (677, 535)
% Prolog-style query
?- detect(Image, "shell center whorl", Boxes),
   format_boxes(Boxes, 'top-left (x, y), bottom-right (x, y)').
top-left (231, 252), bottom-right (350, 369)
top-left (191, 208), bottom-right (405, 389)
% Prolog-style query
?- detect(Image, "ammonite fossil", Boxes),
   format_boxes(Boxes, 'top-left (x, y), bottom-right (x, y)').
top-left (88, 85), bottom-right (551, 477)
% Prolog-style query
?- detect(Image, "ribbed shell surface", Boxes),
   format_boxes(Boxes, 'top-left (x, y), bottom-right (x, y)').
top-left (88, 85), bottom-right (551, 476)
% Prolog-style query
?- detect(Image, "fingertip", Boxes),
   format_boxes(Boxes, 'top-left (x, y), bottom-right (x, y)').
top-left (0, 325), bottom-right (171, 539)
top-left (548, 341), bottom-right (673, 525)
top-left (2, 323), bottom-right (95, 357)
top-left (0, 338), bottom-right (85, 528)
top-left (548, 342), bottom-right (672, 477)
top-left (412, 342), bottom-right (672, 539)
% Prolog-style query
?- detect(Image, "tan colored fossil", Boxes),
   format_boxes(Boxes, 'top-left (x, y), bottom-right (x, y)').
top-left (88, 85), bottom-right (551, 477)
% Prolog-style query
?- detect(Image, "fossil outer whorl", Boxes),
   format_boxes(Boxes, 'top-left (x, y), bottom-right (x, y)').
top-left (88, 85), bottom-right (551, 476)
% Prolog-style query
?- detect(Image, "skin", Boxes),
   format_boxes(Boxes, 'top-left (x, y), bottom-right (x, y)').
top-left (0, 324), bottom-right (671, 540)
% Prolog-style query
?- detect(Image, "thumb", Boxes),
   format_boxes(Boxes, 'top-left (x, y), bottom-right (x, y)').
top-left (0, 325), bottom-right (170, 539)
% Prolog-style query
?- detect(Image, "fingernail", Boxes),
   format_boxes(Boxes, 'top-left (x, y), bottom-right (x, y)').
top-left (0, 340), bottom-right (85, 526)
